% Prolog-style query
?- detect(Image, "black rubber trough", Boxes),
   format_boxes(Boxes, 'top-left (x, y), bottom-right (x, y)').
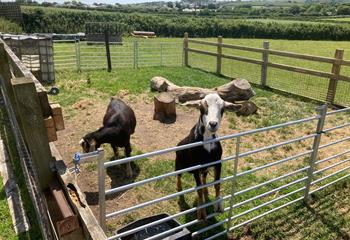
top-left (116, 213), bottom-right (192, 240)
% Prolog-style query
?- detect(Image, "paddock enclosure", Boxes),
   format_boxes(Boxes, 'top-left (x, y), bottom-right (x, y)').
top-left (52, 34), bottom-right (350, 107)
top-left (1, 34), bottom-right (350, 240)
top-left (56, 98), bottom-right (350, 240)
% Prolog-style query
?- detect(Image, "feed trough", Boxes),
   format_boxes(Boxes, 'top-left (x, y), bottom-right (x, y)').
top-left (116, 214), bottom-right (191, 240)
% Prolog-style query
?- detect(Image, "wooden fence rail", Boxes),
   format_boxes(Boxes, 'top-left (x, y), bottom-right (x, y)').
top-left (184, 33), bottom-right (350, 106)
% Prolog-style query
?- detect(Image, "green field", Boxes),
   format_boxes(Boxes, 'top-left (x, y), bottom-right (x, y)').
top-left (323, 17), bottom-right (350, 22)
top-left (54, 37), bottom-right (350, 106)
top-left (51, 64), bottom-right (350, 239)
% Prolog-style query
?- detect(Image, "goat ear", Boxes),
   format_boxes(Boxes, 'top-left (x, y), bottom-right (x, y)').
top-left (224, 101), bottom-right (242, 112)
top-left (79, 139), bottom-right (85, 146)
top-left (181, 100), bottom-right (202, 108)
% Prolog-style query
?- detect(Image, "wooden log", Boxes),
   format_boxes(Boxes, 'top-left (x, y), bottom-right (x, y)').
top-left (50, 103), bottom-right (65, 131)
top-left (150, 76), bottom-right (255, 103)
top-left (235, 101), bottom-right (258, 116)
top-left (153, 93), bottom-right (176, 123)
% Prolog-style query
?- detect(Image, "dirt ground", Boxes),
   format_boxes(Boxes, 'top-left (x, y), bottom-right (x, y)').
top-left (56, 94), bottom-right (236, 164)
top-left (55, 94), bottom-right (238, 226)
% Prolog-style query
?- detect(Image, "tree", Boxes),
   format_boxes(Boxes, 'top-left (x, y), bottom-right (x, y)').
top-left (167, 2), bottom-right (174, 8)
top-left (289, 5), bottom-right (301, 15)
top-left (337, 5), bottom-right (350, 15)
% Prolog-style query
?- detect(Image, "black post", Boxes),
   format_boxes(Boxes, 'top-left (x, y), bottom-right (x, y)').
top-left (104, 30), bottom-right (112, 72)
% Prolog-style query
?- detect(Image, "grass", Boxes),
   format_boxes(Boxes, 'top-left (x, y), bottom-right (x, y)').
top-left (0, 98), bottom-right (42, 239)
top-left (323, 17), bottom-right (350, 22)
top-left (51, 66), bottom-right (350, 240)
top-left (0, 17), bottom-right (22, 34)
top-left (53, 38), bottom-right (350, 106)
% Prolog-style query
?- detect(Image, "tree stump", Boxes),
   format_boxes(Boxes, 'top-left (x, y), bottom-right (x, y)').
top-left (153, 93), bottom-right (176, 123)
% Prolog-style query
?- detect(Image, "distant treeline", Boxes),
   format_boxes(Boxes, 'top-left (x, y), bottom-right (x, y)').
top-left (22, 7), bottom-right (350, 40)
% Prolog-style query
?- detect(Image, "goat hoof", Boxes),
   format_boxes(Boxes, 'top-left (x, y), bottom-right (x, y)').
top-left (125, 164), bottom-right (133, 178)
top-left (214, 197), bottom-right (224, 213)
top-left (197, 208), bottom-right (207, 221)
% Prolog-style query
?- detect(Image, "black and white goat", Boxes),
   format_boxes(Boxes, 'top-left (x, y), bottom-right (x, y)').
top-left (79, 97), bottom-right (136, 178)
top-left (175, 93), bottom-right (241, 220)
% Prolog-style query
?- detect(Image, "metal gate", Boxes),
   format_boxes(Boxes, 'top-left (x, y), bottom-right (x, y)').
top-left (75, 105), bottom-right (350, 240)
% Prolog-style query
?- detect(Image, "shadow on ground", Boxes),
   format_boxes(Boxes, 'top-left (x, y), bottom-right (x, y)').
top-left (231, 181), bottom-right (350, 240)
top-left (84, 156), bottom-right (140, 205)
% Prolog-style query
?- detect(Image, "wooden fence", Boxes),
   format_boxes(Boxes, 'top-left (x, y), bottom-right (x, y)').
top-left (0, 40), bottom-right (55, 239)
top-left (183, 33), bottom-right (350, 107)
top-left (0, 40), bottom-right (106, 239)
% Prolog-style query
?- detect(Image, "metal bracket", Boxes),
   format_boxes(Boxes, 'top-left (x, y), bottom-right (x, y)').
top-left (69, 152), bottom-right (81, 174)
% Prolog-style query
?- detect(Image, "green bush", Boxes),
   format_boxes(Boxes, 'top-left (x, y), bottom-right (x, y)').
top-left (0, 17), bottom-right (22, 34)
top-left (21, 6), bottom-right (350, 40)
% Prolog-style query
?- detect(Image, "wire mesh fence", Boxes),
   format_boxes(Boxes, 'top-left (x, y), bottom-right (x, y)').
top-left (185, 36), bottom-right (350, 107)
top-left (0, 79), bottom-right (54, 240)
top-left (53, 40), bottom-right (183, 71)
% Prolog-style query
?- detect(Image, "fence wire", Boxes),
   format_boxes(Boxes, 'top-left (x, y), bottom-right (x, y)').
top-left (267, 68), bottom-right (329, 102)
top-left (53, 40), bottom-right (183, 71)
top-left (187, 39), bottom-right (350, 107)
top-left (0, 81), bottom-right (54, 239)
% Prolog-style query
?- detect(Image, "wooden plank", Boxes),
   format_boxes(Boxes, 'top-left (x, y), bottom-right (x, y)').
top-left (269, 49), bottom-right (336, 64)
top-left (49, 179), bottom-right (80, 237)
top-left (44, 116), bottom-right (58, 142)
top-left (188, 48), bottom-right (218, 57)
top-left (222, 53), bottom-right (263, 65)
top-left (216, 36), bottom-right (223, 75)
top-left (341, 59), bottom-right (350, 67)
top-left (188, 47), bottom-right (263, 65)
top-left (222, 42), bottom-right (265, 53)
top-left (326, 49), bottom-right (344, 104)
top-left (50, 143), bottom-right (107, 240)
top-left (51, 103), bottom-right (65, 131)
top-left (267, 62), bottom-right (350, 82)
top-left (188, 38), bottom-right (219, 47)
top-left (11, 77), bottom-right (54, 188)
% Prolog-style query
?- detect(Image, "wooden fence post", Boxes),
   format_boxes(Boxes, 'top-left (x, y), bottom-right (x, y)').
top-left (0, 43), bottom-right (16, 104)
top-left (216, 36), bottom-right (223, 75)
top-left (261, 41), bottom-right (269, 87)
top-left (184, 32), bottom-right (189, 67)
top-left (326, 49), bottom-right (344, 105)
top-left (104, 30), bottom-right (112, 73)
top-left (11, 77), bottom-right (54, 189)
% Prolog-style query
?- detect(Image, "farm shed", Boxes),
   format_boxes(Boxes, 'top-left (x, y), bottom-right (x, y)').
top-left (1, 34), bottom-right (55, 84)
